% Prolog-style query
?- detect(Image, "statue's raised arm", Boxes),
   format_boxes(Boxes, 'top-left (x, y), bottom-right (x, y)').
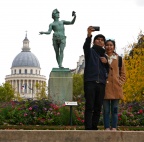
top-left (63, 11), bottom-right (76, 25)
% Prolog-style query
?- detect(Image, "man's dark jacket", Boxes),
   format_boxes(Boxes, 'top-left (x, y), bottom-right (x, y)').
top-left (83, 36), bottom-right (109, 84)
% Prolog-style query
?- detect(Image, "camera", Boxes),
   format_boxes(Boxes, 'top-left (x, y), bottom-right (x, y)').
top-left (92, 26), bottom-right (100, 31)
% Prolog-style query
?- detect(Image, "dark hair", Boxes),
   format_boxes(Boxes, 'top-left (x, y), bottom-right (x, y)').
top-left (105, 39), bottom-right (115, 48)
top-left (93, 34), bottom-right (106, 43)
top-left (105, 39), bottom-right (117, 54)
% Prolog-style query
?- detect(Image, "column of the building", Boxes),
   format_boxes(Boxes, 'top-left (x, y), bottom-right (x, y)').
top-left (30, 80), bottom-right (32, 94)
top-left (18, 80), bottom-right (21, 94)
top-left (28, 80), bottom-right (32, 98)
top-left (29, 80), bottom-right (31, 98)
top-left (37, 80), bottom-right (40, 98)
top-left (26, 80), bottom-right (28, 98)
top-left (12, 80), bottom-right (14, 89)
top-left (28, 80), bottom-right (30, 95)
top-left (13, 80), bottom-right (16, 92)
top-left (15, 80), bottom-right (18, 93)
top-left (33, 80), bottom-right (36, 98)
top-left (23, 80), bottom-right (26, 97)
top-left (31, 80), bottom-right (33, 98)
top-left (21, 80), bottom-right (24, 94)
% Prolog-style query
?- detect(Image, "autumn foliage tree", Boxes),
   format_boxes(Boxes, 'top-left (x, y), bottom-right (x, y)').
top-left (123, 32), bottom-right (144, 102)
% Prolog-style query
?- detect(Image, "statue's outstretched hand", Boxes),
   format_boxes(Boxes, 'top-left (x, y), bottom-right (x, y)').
top-left (72, 11), bottom-right (76, 17)
top-left (39, 32), bottom-right (44, 35)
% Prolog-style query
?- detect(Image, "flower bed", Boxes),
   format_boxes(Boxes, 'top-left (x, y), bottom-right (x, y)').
top-left (0, 99), bottom-right (144, 127)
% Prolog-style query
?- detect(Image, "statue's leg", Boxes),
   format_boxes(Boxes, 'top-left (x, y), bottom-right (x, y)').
top-left (53, 40), bottom-right (60, 67)
top-left (59, 38), bottom-right (66, 68)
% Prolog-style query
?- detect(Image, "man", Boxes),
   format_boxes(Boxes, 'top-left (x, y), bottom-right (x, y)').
top-left (83, 26), bottom-right (109, 130)
top-left (39, 9), bottom-right (76, 68)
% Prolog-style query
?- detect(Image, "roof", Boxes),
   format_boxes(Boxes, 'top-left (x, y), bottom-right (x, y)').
top-left (11, 51), bottom-right (40, 68)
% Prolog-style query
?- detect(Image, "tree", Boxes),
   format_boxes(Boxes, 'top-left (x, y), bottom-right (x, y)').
top-left (123, 32), bottom-right (144, 102)
top-left (35, 82), bottom-right (47, 100)
top-left (0, 82), bottom-right (15, 102)
top-left (73, 74), bottom-right (84, 101)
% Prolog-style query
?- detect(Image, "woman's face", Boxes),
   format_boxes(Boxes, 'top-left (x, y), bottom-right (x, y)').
top-left (105, 41), bottom-right (115, 55)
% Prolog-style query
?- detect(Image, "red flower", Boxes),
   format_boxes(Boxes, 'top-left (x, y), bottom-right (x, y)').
top-left (118, 113), bottom-right (121, 117)
top-left (138, 109), bottom-right (143, 114)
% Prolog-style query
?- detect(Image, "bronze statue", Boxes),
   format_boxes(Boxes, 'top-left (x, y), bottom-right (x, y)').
top-left (39, 9), bottom-right (76, 68)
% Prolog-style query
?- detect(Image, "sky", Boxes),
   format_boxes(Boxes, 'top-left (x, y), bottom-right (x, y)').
top-left (0, 0), bottom-right (144, 84)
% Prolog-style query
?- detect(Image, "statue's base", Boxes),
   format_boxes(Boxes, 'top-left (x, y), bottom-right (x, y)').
top-left (48, 68), bottom-right (73, 105)
top-left (52, 68), bottom-right (70, 72)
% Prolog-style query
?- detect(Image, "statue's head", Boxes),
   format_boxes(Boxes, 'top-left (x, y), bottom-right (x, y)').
top-left (52, 9), bottom-right (59, 19)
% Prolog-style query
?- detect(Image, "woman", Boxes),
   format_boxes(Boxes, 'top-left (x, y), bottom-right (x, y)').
top-left (103, 39), bottom-right (126, 131)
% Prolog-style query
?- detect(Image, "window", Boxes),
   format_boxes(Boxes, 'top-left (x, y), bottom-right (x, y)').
top-left (30, 69), bottom-right (33, 74)
top-left (19, 69), bottom-right (21, 74)
top-left (25, 69), bottom-right (27, 74)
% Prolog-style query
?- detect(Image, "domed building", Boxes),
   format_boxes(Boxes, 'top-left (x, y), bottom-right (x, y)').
top-left (5, 33), bottom-right (46, 99)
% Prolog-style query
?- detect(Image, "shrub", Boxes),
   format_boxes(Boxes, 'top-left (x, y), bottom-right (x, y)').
top-left (0, 100), bottom-right (144, 126)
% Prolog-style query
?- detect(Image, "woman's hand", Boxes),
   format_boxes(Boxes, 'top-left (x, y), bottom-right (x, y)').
top-left (100, 57), bottom-right (108, 63)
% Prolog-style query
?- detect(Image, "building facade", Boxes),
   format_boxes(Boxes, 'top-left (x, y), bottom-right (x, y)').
top-left (72, 55), bottom-right (85, 74)
top-left (5, 34), bottom-right (46, 99)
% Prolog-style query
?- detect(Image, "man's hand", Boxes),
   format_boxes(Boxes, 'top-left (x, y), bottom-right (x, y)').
top-left (100, 57), bottom-right (107, 63)
top-left (87, 26), bottom-right (95, 37)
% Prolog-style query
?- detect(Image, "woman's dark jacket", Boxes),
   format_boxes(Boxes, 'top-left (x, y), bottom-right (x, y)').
top-left (83, 36), bottom-right (109, 84)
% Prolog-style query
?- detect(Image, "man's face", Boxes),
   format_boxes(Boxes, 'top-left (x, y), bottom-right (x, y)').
top-left (94, 37), bottom-right (105, 47)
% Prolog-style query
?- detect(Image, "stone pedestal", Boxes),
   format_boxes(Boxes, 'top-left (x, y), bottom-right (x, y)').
top-left (48, 68), bottom-right (73, 105)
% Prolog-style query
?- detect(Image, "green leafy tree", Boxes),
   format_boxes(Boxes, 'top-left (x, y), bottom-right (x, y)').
top-left (123, 32), bottom-right (144, 102)
top-left (35, 82), bottom-right (47, 100)
top-left (73, 74), bottom-right (84, 101)
top-left (0, 82), bottom-right (15, 102)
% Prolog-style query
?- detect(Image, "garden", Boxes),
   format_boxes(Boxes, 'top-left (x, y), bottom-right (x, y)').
top-left (0, 99), bottom-right (144, 130)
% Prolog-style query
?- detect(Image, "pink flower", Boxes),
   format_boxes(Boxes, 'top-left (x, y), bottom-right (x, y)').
top-left (81, 120), bottom-right (84, 123)
top-left (49, 108), bottom-right (53, 111)
top-left (57, 112), bottom-right (60, 115)
top-left (24, 113), bottom-right (28, 117)
top-left (128, 106), bottom-right (132, 112)
top-left (28, 107), bottom-right (32, 110)
top-left (43, 107), bottom-right (47, 111)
